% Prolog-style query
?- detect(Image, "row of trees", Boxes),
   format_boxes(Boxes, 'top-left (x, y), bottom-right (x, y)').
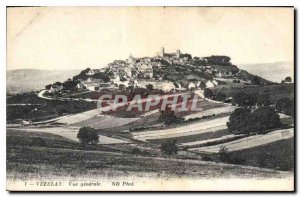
top-left (204, 88), bottom-right (294, 116)
top-left (227, 107), bottom-right (281, 135)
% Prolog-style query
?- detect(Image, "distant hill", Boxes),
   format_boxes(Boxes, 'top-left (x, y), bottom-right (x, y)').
top-left (7, 69), bottom-right (81, 93)
top-left (239, 61), bottom-right (293, 83)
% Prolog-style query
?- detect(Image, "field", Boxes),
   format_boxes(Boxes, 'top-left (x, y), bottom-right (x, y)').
top-left (7, 127), bottom-right (132, 145)
top-left (6, 85), bottom-right (295, 181)
top-left (7, 93), bottom-right (96, 122)
top-left (7, 130), bottom-right (288, 180)
top-left (212, 83), bottom-right (294, 103)
top-left (132, 116), bottom-right (229, 141)
top-left (201, 137), bottom-right (294, 171)
top-left (189, 128), bottom-right (294, 153)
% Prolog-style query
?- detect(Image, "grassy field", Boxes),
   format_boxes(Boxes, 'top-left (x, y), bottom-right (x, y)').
top-left (202, 137), bottom-right (294, 171)
top-left (7, 93), bottom-right (96, 122)
top-left (212, 83), bottom-right (294, 103)
top-left (7, 130), bottom-right (112, 151)
top-left (7, 130), bottom-right (287, 180)
top-left (148, 129), bottom-right (230, 144)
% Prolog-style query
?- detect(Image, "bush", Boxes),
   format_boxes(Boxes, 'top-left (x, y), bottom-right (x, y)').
top-left (257, 94), bottom-right (271, 107)
top-left (160, 110), bottom-right (184, 125)
top-left (227, 108), bottom-right (252, 134)
top-left (232, 92), bottom-right (257, 107)
top-left (253, 106), bottom-right (281, 133)
top-left (160, 140), bottom-right (179, 156)
top-left (131, 147), bottom-right (142, 155)
top-left (284, 76), bottom-right (292, 82)
top-left (204, 88), bottom-right (213, 98)
top-left (77, 127), bottom-right (99, 146)
top-left (276, 97), bottom-right (294, 117)
top-left (214, 92), bottom-right (227, 102)
top-left (219, 146), bottom-right (230, 162)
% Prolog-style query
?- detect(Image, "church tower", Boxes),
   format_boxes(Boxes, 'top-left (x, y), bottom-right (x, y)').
top-left (161, 47), bottom-right (165, 57)
top-left (176, 49), bottom-right (181, 58)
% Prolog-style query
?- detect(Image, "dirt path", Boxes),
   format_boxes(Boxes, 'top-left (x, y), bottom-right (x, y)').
top-left (190, 128), bottom-right (294, 153)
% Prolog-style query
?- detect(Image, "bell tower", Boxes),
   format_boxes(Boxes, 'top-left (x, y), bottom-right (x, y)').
top-left (161, 47), bottom-right (165, 57)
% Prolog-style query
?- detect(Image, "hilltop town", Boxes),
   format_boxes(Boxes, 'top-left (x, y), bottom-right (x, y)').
top-left (45, 48), bottom-right (269, 94)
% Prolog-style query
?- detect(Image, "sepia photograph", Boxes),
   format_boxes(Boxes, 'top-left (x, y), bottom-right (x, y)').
top-left (6, 6), bottom-right (294, 191)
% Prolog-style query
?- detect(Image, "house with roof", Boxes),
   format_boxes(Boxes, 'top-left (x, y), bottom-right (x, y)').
top-left (205, 80), bottom-right (218, 88)
top-left (188, 82), bottom-right (196, 89)
top-left (50, 84), bottom-right (63, 93)
top-left (76, 83), bottom-right (86, 90)
top-left (134, 79), bottom-right (175, 92)
top-left (86, 69), bottom-right (100, 76)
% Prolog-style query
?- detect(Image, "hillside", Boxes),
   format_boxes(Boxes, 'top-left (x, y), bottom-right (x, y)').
top-left (239, 61), bottom-right (293, 83)
top-left (70, 52), bottom-right (272, 88)
top-left (7, 69), bottom-right (81, 93)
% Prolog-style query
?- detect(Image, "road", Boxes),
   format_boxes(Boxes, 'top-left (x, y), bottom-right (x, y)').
top-left (37, 89), bottom-right (98, 102)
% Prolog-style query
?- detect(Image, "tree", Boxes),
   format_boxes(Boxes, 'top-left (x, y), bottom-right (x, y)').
top-left (92, 72), bottom-right (110, 82)
top-left (45, 84), bottom-right (52, 90)
top-left (276, 98), bottom-right (292, 113)
top-left (72, 68), bottom-right (90, 81)
top-left (251, 76), bottom-right (261, 85)
top-left (204, 88), bottom-right (213, 98)
top-left (276, 97), bottom-right (294, 117)
top-left (160, 109), bottom-right (183, 125)
top-left (257, 94), bottom-right (271, 107)
top-left (145, 84), bottom-right (154, 92)
top-left (214, 92), bottom-right (227, 102)
top-left (232, 92), bottom-right (257, 107)
top-left (199, 82), bottom-right (206, 90)
top-left (180, 53), bottom-right (192, 60)
top-left (284, 76), bottom-right (292, 82)
top-left (227, 108), bottom-right (252, 135)
top-left (63, 80), bottom-right (78, 91)
top-left (227, 107), bottom-right (281, 135)
top-left (77, 127), bottom-right (99, 146)
top-left (285, 100), bottom-right (295, 117)
top-left (54, 82), bottom-right (62, 86)
top-left (160, 140), bottom-right (178, 156)
top-left (252, 106), bottom-right (281, 133)
top-left (219, 146), bottom-right (230, 163)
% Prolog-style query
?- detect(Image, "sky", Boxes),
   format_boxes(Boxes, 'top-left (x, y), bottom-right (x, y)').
top-left (7, 7), bottom-right (294, 70)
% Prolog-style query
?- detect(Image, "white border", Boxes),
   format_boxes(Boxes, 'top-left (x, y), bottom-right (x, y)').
top-left (0, 0), bottom-right (297, 196)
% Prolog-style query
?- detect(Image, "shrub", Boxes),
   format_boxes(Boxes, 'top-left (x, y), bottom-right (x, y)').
top-left (227, 108), bottom-right (252, 134)
top-left (252, 106), bottom-right (281, 133)
top-left (232, 92), bottom-right (257, 107)
top-left (77, 127), bottom-right (99, 146)
top-left (275, 97), bottom-right (293, 116)
top-left (257, 94), bottom-right (271, 107)
top-left (219, 146), bottom-right (230, 162)
top-left (214, 92), bottom-right (227, 102)
top-left (131, 147), bottom-right (142, 155)
top-left (204, 88), bottom-right (213, 98)
top-left (160, 140), bottom-right (179, 156)
top-left (160, 110), bottom-right (184, 125)
top-left (284, 76), bottom-right (292, 82)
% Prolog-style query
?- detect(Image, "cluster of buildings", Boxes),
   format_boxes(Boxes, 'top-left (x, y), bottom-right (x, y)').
top-left (77, 78), bottom-right (113, 91)
top-left (48, 48), bottom-right (238, 93)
